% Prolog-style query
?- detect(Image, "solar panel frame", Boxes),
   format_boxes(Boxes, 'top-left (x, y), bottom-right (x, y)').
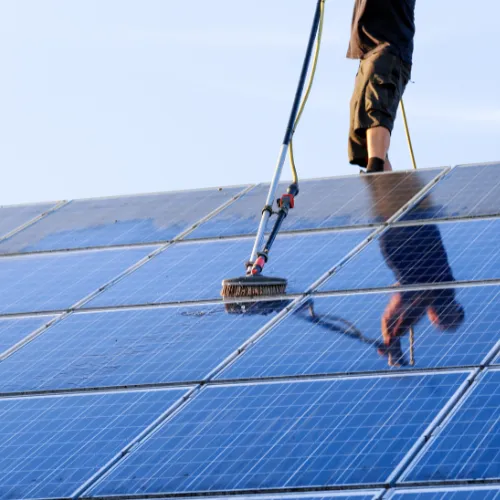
top-left (217, 285), bottom-right (500, 380)
top-left (400, 162), bottom-right (500, 223)
top-left (0, 200), bottom-right (61, 241)
top-left (0, 301), bottom-right (291, 394)
top-left (84, 228), bottom-right (374, 309)
top-left (0, 386), bottom-right (189, 499)
top-left (398, 368), bottom-right (500, 484)
top-left (0, 245), bottom-right (157, 315)
top-left (185, 169), bottom-right (444, 240)
top-left (0, 314), bottom-right (55, 358)
top-left (0, 185), bottom-right (250, 254)
top-left (319, 217), bottom-right (500, 294)
top-left (89, 372), bottom-right (469, 497)
top-left (386, 486), bottom-right (500, 499)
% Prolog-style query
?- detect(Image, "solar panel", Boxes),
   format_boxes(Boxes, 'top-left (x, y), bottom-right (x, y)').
top-left (85, 229), bottom-right (372, 308)
top-left (401, 369), bottom-right (500, 483)
top-left (387, 486), bottom-right (500, 499)
top-left (0, 315), bottom-right (55, 356)
top-left (320, 218), bottom-right (500, 293)
top-left (186, 170), bottom-right (442, 239)
top-left (0, 387), bottom-right (186, 499)
top-left (219, 285), bottom-right (498, 380)
top-left (0, 302), bottom-right (289, 394)
top-left (0, 186), bottom-right (246, 254)
top-left (0, 201), bottom-right (57, 240)
top-left (402, 163), bottom-right (500, 222)
top-left (90, 372), bottom-right (466, 496)
top-left (0, 246), bottom-right (154, 314)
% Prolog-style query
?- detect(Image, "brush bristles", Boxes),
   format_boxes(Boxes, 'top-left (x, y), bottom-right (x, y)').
top-left (221, 283), bottom-right (287, 298)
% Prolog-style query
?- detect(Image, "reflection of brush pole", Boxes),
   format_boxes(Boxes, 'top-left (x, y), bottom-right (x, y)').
top-left (409, 326), bottom-right (415, 365)
top-left (400, 98), bottom-right (417, 365)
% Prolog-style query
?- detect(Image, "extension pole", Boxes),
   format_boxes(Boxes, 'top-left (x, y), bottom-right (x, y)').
top-left (248, 0), bottom-right (322, 270)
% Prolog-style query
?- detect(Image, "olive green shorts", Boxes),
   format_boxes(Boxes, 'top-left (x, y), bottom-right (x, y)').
top-left (348, 50), bottom-right (411, 168)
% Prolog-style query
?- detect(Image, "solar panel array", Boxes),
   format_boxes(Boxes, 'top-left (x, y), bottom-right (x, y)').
top-left (0, 162), bottom-right (498, 500)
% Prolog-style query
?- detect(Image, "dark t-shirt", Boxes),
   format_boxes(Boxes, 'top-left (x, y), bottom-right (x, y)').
top-left (347, 0), bottom-right (416, 64)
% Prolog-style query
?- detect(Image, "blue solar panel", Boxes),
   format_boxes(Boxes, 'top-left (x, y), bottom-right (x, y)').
top-left (402, 369), bottom-right (500, 483)
top-left (219, 286), bottom-right (498, 380)
top-left (0, 387), bottom-right (186, 499)
top-left (0, 302), bottom-right (289, 393)
top-left (0, 315), bottom-right (54, 356)
top-left (187, 170), bottom-right (441, 239)
top-left (388, 486), bottom-right (500, 499)
top-left (90, 373), bottom-right (466, 496)
top-left (85, 229), bottom-right (371, 308)
top-left (0, 186), bottom-right (246, 254)
top-left (0, 246), bottom-right (154, 314)
top-left (321, 219), bottom-right (500, 293)
top-left (402, 163), bottom-right (500, 222)
top-left (0, 201), bottom-right (57, 240)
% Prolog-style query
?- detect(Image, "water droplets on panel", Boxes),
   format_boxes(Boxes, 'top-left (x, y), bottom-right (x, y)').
top-left (219, 285), bottom-right (497, 380)
top-left (87, 229), bottom-right (372, 308)
top-left (0, 301), bottom-right (289, 393)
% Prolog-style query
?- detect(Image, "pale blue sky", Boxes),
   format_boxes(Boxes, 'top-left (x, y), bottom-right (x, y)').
top-left (0, 0), bottom-right (498, 205)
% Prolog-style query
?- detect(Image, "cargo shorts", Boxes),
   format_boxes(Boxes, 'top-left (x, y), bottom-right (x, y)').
top-left (348, 49), bottom-right (411, 168)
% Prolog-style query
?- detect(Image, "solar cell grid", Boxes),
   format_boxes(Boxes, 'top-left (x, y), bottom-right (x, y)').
top-left (0, 388), bottom-right (186, 499)
top-left (402, 163), bottom-right (500, 222)
top-left (187, 169), bottom-right (442, 239)
top-left (0, 185), bottom-right (246, 254)
top-left (402, 369), bottom-right (500, 483)
top-left (91, 373), bottom-right (466, 496)
top-left (0, 246), bottom-right (155, 315)
top-left (0, 301), bottom-right (289, 393)
top-left (219, 285), bottom-right (499, 380)
top-left (387, 487), bottom-right (500, 499)
top-left (0, 315), bottom-right (54, 356)
top-left (86, 228), bottom-right (372, 308)
top-left (320, 218), bottom-right (500, 293)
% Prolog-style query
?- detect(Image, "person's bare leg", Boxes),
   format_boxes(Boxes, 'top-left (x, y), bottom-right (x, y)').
top-left (367, 126), bottom-right (392, 171)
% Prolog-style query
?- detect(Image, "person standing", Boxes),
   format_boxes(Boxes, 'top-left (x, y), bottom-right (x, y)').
top-left (347, 0), bottom-right (416, 172)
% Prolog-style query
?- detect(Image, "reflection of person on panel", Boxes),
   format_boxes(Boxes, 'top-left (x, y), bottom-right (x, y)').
top-left (365, 174), bottom-right (465, 358)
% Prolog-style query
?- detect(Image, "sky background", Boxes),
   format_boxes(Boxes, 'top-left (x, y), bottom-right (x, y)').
top-left (0, 0), bottom-right (498, 205)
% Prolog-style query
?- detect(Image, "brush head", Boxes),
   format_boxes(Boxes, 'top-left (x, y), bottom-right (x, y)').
top-left (223, 299), bottom-right (291, 315)
top-left (221, 275), bottom-right (288, 299)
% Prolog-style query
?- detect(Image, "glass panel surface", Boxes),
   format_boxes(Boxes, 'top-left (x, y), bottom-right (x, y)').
top-left (403, 370), bottom-right (500, 483)
top-left (0, 388), bottom-right (186, 499)
top-left (0, 202), bottom-right (56, 239)
top-left (0, 302), bottom-right (289, 393)
top-left (402, 163), bottom-right (500, 221)
top-left (0, 246), bottom-right (154, 314)
top-left (87, 229), bottom-right (372, 308)
top-left (220, 285), bottom-right (497, 379)
top-left (0, 186), bottom-right (245, 254)
top-left (187, 170), bottom-right (441, 239)
top-left (321, 219), bottom-right (500, 292)
top-left (91, 373), bottom-right (466, 495)
top-left (388, 487), bottom-right (500, 499)
top-left (0, 315), bottom-right (54, 356)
